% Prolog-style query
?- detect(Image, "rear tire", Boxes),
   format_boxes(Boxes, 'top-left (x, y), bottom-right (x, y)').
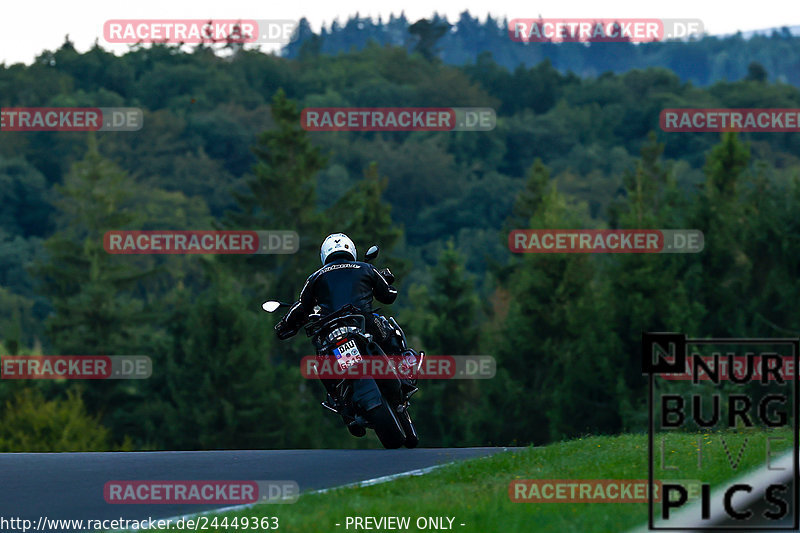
top-left (366, 398), bottom-right (406, 449)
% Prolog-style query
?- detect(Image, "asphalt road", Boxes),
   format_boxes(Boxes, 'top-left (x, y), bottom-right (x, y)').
top-left (0, 447), bottom-right (514, 531)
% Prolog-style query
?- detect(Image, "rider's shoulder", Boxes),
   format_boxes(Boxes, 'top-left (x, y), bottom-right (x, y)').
top-left (315, 260), bottom-right (367, 275)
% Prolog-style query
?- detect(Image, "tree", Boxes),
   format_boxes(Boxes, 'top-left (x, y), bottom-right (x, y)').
top-left (408, 18), bottom-right (451, 60)
top-left (30, 138), bottom-right (202, 441)
top-left (507, 158), bottom-right (551, 230)
top-left (491, 159), bottom-right (551, 290)
top-left (603, 134), bottom-right (705, 432)
top-left (0, 231), bottom-right (48, 345)
top-left (0, 156), bottom-right (52, 237)
top-left (689, 132), bottom-right (753, 336)
top-left (221, 89), bottom-right (327, 300)
top-left (407, 241), bottom-right (479, 355)
top-left (742, 169), bottom-right (800, 337)
top-left (0, 388), bottom-right (115, 452)
top-left (149, 267), bottom-right (341, 449)
top-left (402, 241), bottom-right (486, 446)
top-left (30, 138), bottom-right (154, 422)
top-left (328, 162), bottom-right (410, 278)
top-left (745, 61), bottom-right (768, 82)
top-left (494, 166), bottom-right (614, 444)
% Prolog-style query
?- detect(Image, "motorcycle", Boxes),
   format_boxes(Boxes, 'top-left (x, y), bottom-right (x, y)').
top-left (262, 245), bottom-right (422, 449)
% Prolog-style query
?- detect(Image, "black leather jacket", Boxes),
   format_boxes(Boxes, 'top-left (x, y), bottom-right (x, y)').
top-left (277, 255), bottom-right (397, 338)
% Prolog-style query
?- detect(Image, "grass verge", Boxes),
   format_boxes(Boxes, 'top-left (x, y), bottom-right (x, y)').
top-left (150, 428), bottom-right (793, 533)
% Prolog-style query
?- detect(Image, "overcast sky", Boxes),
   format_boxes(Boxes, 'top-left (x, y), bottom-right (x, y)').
top-left (3, 0), bottom-right (799, 65)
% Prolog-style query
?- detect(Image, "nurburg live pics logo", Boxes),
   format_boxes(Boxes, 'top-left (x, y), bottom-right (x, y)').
top-left (642, 332), bottom-right (799, 530)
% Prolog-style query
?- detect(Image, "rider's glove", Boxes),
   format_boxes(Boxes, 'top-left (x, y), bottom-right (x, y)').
top-left (379, 267), bottom-right (395, 285)
top-left (274, 319), bottom-right (297, 340)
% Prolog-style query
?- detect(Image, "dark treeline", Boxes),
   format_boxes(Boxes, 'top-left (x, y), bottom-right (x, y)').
top-left (284, 12), bottom-right (800, 86)
top-left (1, 34), bottom-right (799, 450)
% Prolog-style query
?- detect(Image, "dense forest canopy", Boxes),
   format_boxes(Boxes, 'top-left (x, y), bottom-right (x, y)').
top-left (1, 18), bottom-right (800, 449)
top-left (284, 12), bottom-right (800, 86)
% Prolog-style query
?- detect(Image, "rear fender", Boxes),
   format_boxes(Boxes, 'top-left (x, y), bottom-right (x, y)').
top-left (351, 378), bottom-right (383, 412)
top-left (367, 340), bottom-right (403, 406)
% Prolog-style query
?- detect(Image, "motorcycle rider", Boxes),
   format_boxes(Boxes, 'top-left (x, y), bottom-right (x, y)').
top-left (274, 233), bottom-right (420, 436)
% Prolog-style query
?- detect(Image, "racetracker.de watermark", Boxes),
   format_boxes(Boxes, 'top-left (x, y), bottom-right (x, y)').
top-left (104, 480), bottom-right (299, 504)
top-left (103, 19), bottom-right (298, 44)
top-left (0, 108), bottom-right (142, 132)
top-left (301, 108), bottom-right (495, 131)
top-left (1, 356), bottom-right (151, 379)
top-left (661, 109), bottom-right (800, 132)
top-left (509, 229), bottom-right (704, 253)
top-left (104, 230), bottom-right (298, 254)
top-left (301, 355), bottom-right (496, 380)
top-left (509, 479), bottom-right (701, 503)
top-left (508, 19), bottom-right (704, 43)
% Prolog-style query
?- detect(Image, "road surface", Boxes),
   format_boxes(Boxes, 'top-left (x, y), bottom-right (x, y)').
top-left (0, 447), bottom-right (515, 531)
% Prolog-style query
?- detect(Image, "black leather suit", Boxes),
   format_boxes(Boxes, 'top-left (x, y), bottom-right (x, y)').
top-left (276, 253), bottom-right (397, 339)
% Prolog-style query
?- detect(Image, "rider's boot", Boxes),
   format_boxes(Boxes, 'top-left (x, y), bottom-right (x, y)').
top-left (337, 398), bottom-right (366, 437)
top-left (346, 419), bottom-right (366, 437)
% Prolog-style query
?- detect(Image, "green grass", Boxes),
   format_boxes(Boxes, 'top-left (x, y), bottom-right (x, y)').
top-left (152, 429), bottom-right (793, 533)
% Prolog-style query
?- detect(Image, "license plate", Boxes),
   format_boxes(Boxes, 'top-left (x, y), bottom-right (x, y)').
top-left (333, 339), bottom-right (362, 371)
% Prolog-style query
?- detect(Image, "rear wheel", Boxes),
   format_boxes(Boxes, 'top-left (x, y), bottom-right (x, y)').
top-left (366, 398), bottom-right (406, 449)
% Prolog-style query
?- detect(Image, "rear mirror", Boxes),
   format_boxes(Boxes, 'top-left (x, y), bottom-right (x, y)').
top-left (365, 245), bottom-right (379, 262)
top-left (262, 301), bottom-right (282, 313)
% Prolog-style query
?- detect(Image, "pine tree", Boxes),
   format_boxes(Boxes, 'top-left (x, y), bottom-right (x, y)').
top-left (30, 138), bottom-right (203, 442)
top-left (152, 267), bottom-right (344, 449)
top-left (404, 241), bottom-right (483, 446)
top-left (220, 88), bottom-right (327, 300)
top-left (408, 18), bottom-right (451, 60)
top-left (494, 170), bottom-right (606, 444)
top-left (604, 134), bottom-right (704, 432)
top-left (408, 241), bottom-right (479, 355)
top-left (743, 167), bottom-right (800, 337)
top-left (30, 138), bottom-right (156, 431)
top-left (508, 158), bottom-right (550, 230)
top-left (689, 132), bottom-right (753, 336)
top-left (491, 158), bottom-right (551, 287)
top-left (329, 162), bottom-right (410, 277)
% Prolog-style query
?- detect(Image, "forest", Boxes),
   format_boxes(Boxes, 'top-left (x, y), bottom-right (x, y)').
top-left (1, 23), bottom-right (799, 450)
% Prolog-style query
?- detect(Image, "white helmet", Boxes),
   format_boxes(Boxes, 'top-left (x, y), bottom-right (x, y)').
top-left (320, 233), bottom-right (357, 264)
